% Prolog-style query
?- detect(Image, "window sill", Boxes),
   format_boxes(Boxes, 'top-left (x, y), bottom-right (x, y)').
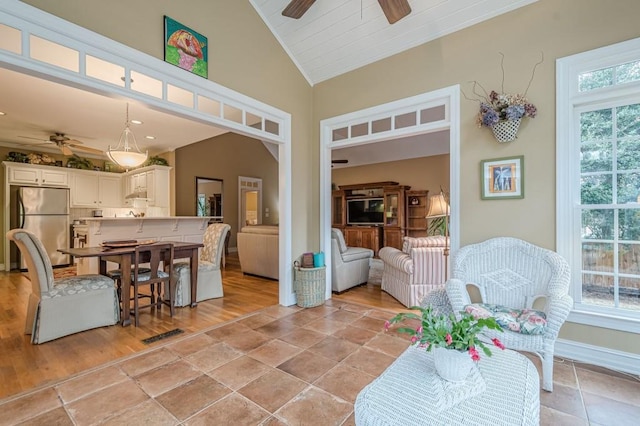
top-left (567, 308), bottom-right (640, 333)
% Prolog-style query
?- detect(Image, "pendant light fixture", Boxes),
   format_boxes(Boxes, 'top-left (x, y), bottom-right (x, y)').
top-left (107, 103), bottom-right (148, 169)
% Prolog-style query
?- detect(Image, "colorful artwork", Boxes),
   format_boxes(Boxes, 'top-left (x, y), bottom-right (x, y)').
top-left (164, 16), bottom-right (208, 78)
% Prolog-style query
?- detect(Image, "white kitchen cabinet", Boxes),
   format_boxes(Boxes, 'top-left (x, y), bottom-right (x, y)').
top-left (6, 163), bottom-right (69, 187)
top-left (70, 172), bottom-right (122, 207)
top-left (123, 166), bottom-right (170, 208)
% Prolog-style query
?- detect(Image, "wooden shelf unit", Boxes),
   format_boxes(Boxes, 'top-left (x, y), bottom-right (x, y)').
top-left (332, 181), bottom-right (430, 251)
top-left (406, 190), bottom-right (429, 238)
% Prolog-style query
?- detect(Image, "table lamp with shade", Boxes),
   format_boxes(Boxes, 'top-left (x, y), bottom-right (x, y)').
top-left (425, 190), bottom-right (450, 280)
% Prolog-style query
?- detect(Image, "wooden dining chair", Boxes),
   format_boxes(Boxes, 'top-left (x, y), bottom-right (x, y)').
top-left (130, 243), bottom-right (175, 326)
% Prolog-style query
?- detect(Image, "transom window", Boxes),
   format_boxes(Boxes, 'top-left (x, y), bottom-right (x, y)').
top-left (557, 37), bottom-right (640, 331)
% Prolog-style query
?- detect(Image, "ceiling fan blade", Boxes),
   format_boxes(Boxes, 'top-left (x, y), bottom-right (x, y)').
top-left (378, 0), bottom-right (411, 24)
top-left (68, 144), bottom-right (105, 155)
top-left (18, 135), bottom-right (48, 142)
top-left (282, 0), bottom-right (316, 19)
top-left (332, 159), bottom-right (348, 164)
top-left (60, 145), bottom-right (73, 156)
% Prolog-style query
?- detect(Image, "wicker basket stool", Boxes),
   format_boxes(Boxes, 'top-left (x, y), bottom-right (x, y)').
top-left (293, 264), bottom-right (326, 308)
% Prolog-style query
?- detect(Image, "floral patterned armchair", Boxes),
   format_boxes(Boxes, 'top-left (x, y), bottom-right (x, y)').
top-left (7, 229), bottom-right (119, 343)
top-left (172, 223), bottom-right (230, 306)
top-left (445, 237), bottom-right (573, 392)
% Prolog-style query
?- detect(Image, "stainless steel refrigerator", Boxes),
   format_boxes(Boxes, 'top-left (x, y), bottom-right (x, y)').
top-left (15, 186), bottom-right (70, 269)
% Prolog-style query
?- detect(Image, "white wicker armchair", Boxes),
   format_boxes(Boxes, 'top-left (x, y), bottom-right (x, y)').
top-left (445, 237), bottom-right (573, 392)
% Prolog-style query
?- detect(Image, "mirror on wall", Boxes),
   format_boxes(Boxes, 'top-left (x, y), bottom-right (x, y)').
top-left (196, 177), bottom-right (223, 218)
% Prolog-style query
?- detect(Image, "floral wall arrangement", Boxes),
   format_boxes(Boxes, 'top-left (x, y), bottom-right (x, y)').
top-left (465, 53), bottom-right (543, 143)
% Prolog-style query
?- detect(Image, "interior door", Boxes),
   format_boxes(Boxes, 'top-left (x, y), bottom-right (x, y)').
top-left (238, 176), bottom-right (262, 228)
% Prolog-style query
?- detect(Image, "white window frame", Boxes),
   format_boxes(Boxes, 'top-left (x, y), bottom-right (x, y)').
top-left (557, 37), bottom-right (640, 333)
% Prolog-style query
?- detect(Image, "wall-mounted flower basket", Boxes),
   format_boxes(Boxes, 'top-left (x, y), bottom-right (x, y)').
top-left (491, 118), bottom-right (521, 143)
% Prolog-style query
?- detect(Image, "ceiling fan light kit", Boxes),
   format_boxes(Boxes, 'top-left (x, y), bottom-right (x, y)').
top-left (107, 103), bottom-right (148, 169)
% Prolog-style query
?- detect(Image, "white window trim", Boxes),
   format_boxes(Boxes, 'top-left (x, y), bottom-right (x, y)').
top-left (557, 37), bottom-right (640, 333)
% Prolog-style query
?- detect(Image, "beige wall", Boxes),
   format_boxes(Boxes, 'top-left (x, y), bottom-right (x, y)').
top-left (22, 0), bottom-right (315, 262)
top-left (313, 0), bottom-right (640, 353)
top-left (332, 155), bottom-right (449, 196)
top-left (174, 133), bottom-right (278, 248)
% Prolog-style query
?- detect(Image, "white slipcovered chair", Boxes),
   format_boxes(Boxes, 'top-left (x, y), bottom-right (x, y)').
top-left (172, 223), bottom-right (230, 306)
top-left (330, 228), bottom-right (374, 292)
top-left (7, 229), bottom-right (119, 344)
top-left (379, 236), bottom-right (448, 307)
top-left (445, 237), bottom-right (573, 392)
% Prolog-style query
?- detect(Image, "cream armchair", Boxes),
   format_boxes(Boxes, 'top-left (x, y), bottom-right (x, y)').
top-left (172, 223), bottom-right (231, 306)
top-left (7, 229), bottom-right (119, 343)
top-left (379, 236), bottom-right (448, 307)
top-left (445, 237), bottom-right (573, 392)
top-left (330, 228), bottom-right (374, 292)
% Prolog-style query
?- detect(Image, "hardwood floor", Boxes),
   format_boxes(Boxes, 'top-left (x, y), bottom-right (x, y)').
top-left (0, 254), bottom-right (403, 400)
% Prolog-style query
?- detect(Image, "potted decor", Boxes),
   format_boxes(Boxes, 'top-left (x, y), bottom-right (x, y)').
top-left (386, 306), bottom-right (504, 382)
top-left (468, 53), bottom-right (542, 143)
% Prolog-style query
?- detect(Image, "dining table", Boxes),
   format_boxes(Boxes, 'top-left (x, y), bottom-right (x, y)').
top-left (59, 241), bottom-right (204, 326)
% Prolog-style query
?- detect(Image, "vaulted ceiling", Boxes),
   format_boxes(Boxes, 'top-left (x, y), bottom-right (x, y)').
top-left (249, 0), bottom-right (537, 85)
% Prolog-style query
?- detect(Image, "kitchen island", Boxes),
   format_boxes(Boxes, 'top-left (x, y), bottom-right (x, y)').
top-left (75, 216), bottom-right (223, 274)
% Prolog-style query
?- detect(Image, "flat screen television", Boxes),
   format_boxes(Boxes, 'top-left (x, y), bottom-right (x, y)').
top-left (347, 197), bottom-right (384, 225)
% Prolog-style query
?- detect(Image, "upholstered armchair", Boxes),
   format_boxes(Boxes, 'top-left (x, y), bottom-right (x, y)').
top-left (330, 228), bottom-right (374, 292)
top-left (379, 236), bottom-right (448, 307)
top-left (7, 229), bottom-right (119, 344)
top-left (445, 237), bottom-right (573, 392)
top-left (172, 223), bottom-right (230, 306)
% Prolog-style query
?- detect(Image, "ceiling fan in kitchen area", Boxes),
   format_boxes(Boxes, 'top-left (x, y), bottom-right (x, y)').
top-left (331, 159), bottom-right (348, 168)
top-left (18, 132), bottom-right (104, 156)
top-left (282, 0), bottom-right (412, 24)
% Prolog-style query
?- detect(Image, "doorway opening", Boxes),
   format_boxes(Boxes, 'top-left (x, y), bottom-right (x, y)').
top-left (320, 86), bottom-right (461, 300)
top-left (239, 177), bottom-right (263, 227)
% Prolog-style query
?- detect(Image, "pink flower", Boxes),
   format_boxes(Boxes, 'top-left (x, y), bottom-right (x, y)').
top-left (445, 334), bottom-right (452, 345)
top-left (469, 346), bottom-right (480, 362)
top-left (416, 326), bottom-right (423, 335)
top-left (384, 320), bottom-right (390, 331)
top-left (492, 338), bottom-right (505, 350)
top-left (410, 336), bottom-right (418, 344)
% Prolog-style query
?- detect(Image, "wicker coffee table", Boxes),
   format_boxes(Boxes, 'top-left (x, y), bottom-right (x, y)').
top-left (355, 346), bottom-right (539, 425)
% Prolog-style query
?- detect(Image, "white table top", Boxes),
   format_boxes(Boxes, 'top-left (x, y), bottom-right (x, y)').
top-left (355, 346), bottom-right (540, 425)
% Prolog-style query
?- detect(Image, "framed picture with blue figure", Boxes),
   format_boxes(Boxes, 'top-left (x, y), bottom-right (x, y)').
top-left (480, 155), bottom-right (524, 199)
top-left (164, 16), bottom-right (208, 78)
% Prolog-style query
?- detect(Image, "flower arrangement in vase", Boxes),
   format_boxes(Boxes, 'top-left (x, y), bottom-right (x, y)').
top-left (467, 52), bottom-right (543, 143)
top-left (386, 306), bottom-right (504, 382)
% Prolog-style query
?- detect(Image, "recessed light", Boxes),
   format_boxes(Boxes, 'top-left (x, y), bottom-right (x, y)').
top-left (145, 135), bottom-right (155, 140)
top-left (0, 112), bottom-right (6, 116)
top-left (131, 119), bottom-right (143, 125)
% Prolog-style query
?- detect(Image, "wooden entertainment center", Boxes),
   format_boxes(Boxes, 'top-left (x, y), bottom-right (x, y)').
top-left (332, 181), bottom-right (429, 255)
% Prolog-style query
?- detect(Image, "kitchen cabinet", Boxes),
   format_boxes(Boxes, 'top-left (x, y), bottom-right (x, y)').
top-left (70, 172), bottom-right (122, 207)
top-left (344, 226), bottom-right (382, 257)
top-left (123, 166), bottom-right (170, 208)
top-left (5, 163), bottom-right (69, 187)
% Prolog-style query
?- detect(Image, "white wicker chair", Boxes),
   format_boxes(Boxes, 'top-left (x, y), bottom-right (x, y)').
top-left (445, 237), bottom-right (573, 392)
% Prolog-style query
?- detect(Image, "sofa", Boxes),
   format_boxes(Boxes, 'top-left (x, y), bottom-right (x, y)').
top-left (379, 236), bottom-right (448, 307)
top-left (331, 228), bottom-right (374, 292)
top-left (237, 225), bottom-right (279, 279)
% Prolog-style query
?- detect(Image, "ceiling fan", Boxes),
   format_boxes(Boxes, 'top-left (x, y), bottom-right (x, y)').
top-left (282, 0), bottom-right (411, 25)
top-left (331, 159), bottom-right (348, 167)
top-left (18, 133), bottom-right (104, 156)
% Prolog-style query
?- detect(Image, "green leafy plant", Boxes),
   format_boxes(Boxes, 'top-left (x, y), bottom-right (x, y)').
top-left (65, 154), bottom-right (93, 170)
top-left (386, 306), bottom-right (504, 361)
top-left (144, 155), bottom-right (169, 166)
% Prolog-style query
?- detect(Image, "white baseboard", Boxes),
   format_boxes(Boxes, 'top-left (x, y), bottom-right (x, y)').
top-left (555, 338), bottom-right (640, 376)
top-left (0, 263), bottom-right (5, 271)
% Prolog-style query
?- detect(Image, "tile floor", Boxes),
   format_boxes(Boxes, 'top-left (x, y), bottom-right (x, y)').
top-left (1, 300), bottom-right (639, 426)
